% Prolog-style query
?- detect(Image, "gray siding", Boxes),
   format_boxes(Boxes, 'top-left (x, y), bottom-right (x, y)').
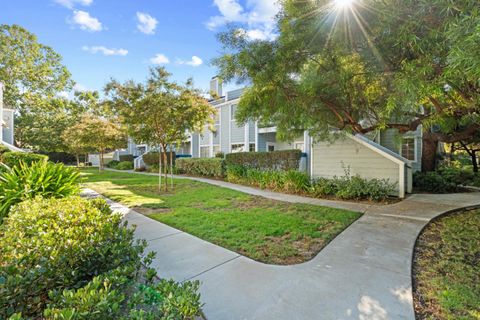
top-left (380, 128), bottom-right (422, 172)
top-left (220, 104), bottom-right (230, 153)
top-left (227, 88), bottom-right (244, 101)
top-left (191, 134), bottom-right (199, 158)
top-left (311, 136), bottom-right (402, 195)
top-left (249, 121), bottom-right (255, 143)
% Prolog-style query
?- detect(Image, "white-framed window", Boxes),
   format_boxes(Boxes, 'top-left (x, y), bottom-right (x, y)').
top-left (231, 143), bottom-right (245, 153)
top-left (249, 143), bottom-right (256, 152)
top-left (230, 104), bottom-right (237, 122)
top-left (294, 142), bottom-right (305, 152)
top-left (401, 138), bottom-right (416, 161)
top-left (213, 145), bottom-right (221, 156)
top-left (200, 146), bottom-right (210, 158)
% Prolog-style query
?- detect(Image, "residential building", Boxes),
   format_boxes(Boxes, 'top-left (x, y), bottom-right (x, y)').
top-left (0, 82), bottom-right (17, 149)
top-left (124, 77), bottom-right (423, 198)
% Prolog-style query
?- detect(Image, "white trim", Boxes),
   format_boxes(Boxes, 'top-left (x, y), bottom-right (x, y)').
top-left (399, 136), bottom-right (418, 162)
top-left (244, 122), bottom-right (249, 151)
top-left (254, 121), bottom-right (259, 152)
top-left (351, 134), bottom-right (409, 165)
top-left (230, 143), bottom-right (245, 153)
top-left (258, 126), bottom-right (277, 134)
top-left (399, 163), bottom-right (405, 198)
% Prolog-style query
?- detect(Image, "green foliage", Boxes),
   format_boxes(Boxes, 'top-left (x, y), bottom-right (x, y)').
top-left (119, 154), bottom-right (134, 162)
top-left (413, 167), bottom-right (479, 193)
top-left (0, 161), bottom-right (80, 221)
top-left (0, 196), bottom-right (146, 318)
top-left (176, 158), bottom-right (225, 178)
top-left (0, 145), bottom-right (10, 156)
top-left (0, 24), bottom-right (72, 109)
top-left (225, 150), bottom-right (302, 171)
top-left (143, 151), bottom-right (176, 167)
top-left (0, 152), bottom-right (48, 167)
top-left (115, 161), bottom-right (134, 170)
top-left (215, 151), bottom-right (225, 158)
top-left (106, 160), bottom-right (120, 168)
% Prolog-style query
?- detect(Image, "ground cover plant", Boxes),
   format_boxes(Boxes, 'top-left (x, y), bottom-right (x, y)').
top-left (0, 196), bottom-right (202, 319)
top-left (413, 209), bottom-right (480, 320)
top-left (81, 168), bottom-right (362, 264)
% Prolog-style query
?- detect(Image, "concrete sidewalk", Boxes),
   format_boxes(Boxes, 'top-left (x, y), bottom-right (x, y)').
top-left (86, 172), bottom-right (480, 320)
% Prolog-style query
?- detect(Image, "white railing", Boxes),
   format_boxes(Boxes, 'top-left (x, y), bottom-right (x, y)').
top-left (134, 154), bottom-right (145, 169)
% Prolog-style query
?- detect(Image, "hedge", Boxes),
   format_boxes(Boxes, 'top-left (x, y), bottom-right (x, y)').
top-left (119, 154), bottom-right (134, 162)
top-left (0, 152), bottom-right (48, 168)
top-left (176, 158), bottom-right (225, 178)
top-left (143, 151), bottom-right (176, 167)
top-left (225, 149), bottom-right (302, 171)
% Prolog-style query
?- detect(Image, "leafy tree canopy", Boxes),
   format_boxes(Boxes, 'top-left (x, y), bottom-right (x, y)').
top-left (0, 24), bottom-right (73, 109)
top-left (213, 0), bottom-right (480, 169)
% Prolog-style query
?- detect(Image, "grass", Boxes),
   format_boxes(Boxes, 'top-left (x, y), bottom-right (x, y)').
top-left (413, 209), bottom-right (480, 320)
top-left (81, 168), bottom-right (362, 265)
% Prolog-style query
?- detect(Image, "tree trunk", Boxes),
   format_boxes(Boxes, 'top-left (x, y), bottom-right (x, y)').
top-left (158, 148), bottom-right (162, 192)
top-left (422, 132), bottom-right (438, 172)
top-left (99, 151), bottom-right (104, 172)
top-left (449, 143), bottom-right (455, 162)
top-left (471, 151), bottom-right (478, 173)
top-left (162, 146), bottom-right (168, 191)
top-left (170, 146), bottom-right (174, 190)
top-left (76, 154), bottom-right (80, 167)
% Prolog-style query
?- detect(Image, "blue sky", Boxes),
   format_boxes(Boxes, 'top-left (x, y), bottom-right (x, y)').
top-left (1, 0), bottom-right (279, 96)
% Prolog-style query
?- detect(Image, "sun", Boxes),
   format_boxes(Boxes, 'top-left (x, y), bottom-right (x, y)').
top-left (333, 0), bottom-right (355, 9)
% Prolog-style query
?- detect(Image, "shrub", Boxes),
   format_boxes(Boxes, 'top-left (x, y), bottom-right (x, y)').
top-left (0, 161), bottom-right (81, 221)
top-left (0, 144), bottom-right (10, 156)
top-left (0, 197), bottom-right (146, 318)
top-left (413, 171), bottom-right (457, 193)
top-left (115, 161), bottom-right (134, 170)
top-left (225, 149), bottom-right (302, 171)
top-left (311, 175), bottom-right (395, 201)
top-left (176, 158), bottom-right (225, 178)
top-left (143, 152), bottom-right (176, 167)
top-left (1, 152), bottom-right (48, 168)
top-left (106, 160), bottom-right (120, 168)
top-left (40, 152), bottom-right (77, 164)
top-left (119, 154), bottom-right (134, 162)
top-left (135, 166), bottom-right (147, 172)
top-left (215, 151), bottom-right (225, 158)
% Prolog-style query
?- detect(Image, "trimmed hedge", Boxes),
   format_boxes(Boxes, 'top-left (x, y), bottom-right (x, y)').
top-left (115, 161), bottom-right (134, 170)
top-left (176, 158), bottom-right (225, 178)
top-left (413, 167), bottom-right (479, 193)
top-left (143, 151), bottom-right (176, 167)
top-left (119, 154), bottom-right (134, 162)
top-left (225, 149), bottom-right (302, 171)
top-left (1, 152), bottom-right (48, 168)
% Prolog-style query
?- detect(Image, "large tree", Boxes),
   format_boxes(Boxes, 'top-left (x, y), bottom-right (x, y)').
top-left (213, 0), bottom-right (480, 171)
top-left (0, 24), bottom-right (72, 109)
top-left (105, 67), bottom-right (215, 191)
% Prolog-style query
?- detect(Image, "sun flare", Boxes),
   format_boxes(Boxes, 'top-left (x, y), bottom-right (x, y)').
top-left (333, 0), bottom-right (355, 9)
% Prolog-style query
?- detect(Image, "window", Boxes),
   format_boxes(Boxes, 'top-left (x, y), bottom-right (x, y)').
top-left (249, 143), bottom-right (256, 152)
top-left (230, 105), bottom-right (237, 122)
top-left (200, 146), bottom-right (210, 158)
top-left (231, 144), bottom-right (245, 153)
top-left (213, 145), bottom-right (221, 156)
top-left (267, 144), bottom-right (275, 152)
top-left (294, 142), bottom-right (305, 152)
top-left (401, 138), bottom-right (415, 161)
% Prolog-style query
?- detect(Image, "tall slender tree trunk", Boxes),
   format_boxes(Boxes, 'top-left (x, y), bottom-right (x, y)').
top-left (471, 151), bottom-right (478, 173)
top-left (162, 145), bottom-right (168, 191)
top-left (422, 132), bottom-right (438, 172)
top-left (76, 154), bottom-right (80, 167)
top-left (170, 145), bottom-right (174, 190)
top-left (158, 148), bottom-right (162, 192)
top-left (99, 151), bottom-right (104, 172)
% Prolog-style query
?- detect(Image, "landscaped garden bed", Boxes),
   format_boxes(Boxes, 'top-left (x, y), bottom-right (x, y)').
top-left (413, 208), bottom-right (480, 319)
top-left (81, 168), bottom-right (362, 265)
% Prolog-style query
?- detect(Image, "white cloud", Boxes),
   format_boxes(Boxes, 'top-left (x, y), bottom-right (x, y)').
top-left (54, 0), bottom-right (92, 9)
top-left (136, 12), bottom-right (158, 35)
top-left (177, 56), bottom-right (203, 67)
top-left (57, 91), bottom-right (70, 99)
top-left (70, 10), bottom-right (103, 31)
top-left (150, 54), bottom-right (170, 65)
top-left (82, 46), bottom-right (128, 56)
top-left (74, 83), bottom-right (88, 92)
top-left (207, 0), bottom-right (279, 40)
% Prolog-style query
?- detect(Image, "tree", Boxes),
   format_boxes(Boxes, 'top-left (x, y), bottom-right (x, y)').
top-left (213, 0), bottom-right (480, 171)
top-left (62, 125), bottom-right (91, 167)
top-left (105, 67), bottom-right (215, 191)
top-left (0, 24), bottom-right (72, 110)
top-left (70, 115), bottom-right (126, 171)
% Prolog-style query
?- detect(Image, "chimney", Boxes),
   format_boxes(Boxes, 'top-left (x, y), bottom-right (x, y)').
top-left (210, 76), bottom-right (223, 98)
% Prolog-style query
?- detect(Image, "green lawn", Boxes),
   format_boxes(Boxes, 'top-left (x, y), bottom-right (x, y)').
top-left (81, 168), bottom-right (362, 264)
top-left (413, 209), bottom-right (480, 320)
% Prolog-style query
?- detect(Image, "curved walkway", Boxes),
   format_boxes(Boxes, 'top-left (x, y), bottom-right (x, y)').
top-left (87, 171), bottom-right (480, 320)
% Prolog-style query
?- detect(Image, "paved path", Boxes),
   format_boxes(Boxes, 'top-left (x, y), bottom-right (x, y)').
top-left (86, 171), bottom-right (480, 320)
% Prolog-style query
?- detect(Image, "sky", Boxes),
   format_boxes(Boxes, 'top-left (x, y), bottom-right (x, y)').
top-left (1, 0), bottom-right (280, 96)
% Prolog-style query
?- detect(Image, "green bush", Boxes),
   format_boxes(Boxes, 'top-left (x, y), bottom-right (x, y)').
top-left (1, 152), bottom-right (48, 168)
top-left (413, 171), bottom-right (457, 193)
top-left (437, 167), bottom-right (476, 186)
top-left (311, 174), bottom-right (395, 201)
top-left (215, 151), bottom-right (225, 158)
top-left (106, 160), bottom-right (120, 168)
top-left (119, 154), bottom-right (134, 162)
top-left (0, 161), bottom-right (81, 221)
top-left (115, 161), bottom-right (134, 170)
top-left (143, 151), bottom-right (176, 167)
top-left (0, 144), bottom-right (10, 156)
top-left (225, 149), bottom-right (302, 171)
top-left (176, 158), bottom-right (225, 178)
top-left (0, 197), bottom-right (146, 318)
